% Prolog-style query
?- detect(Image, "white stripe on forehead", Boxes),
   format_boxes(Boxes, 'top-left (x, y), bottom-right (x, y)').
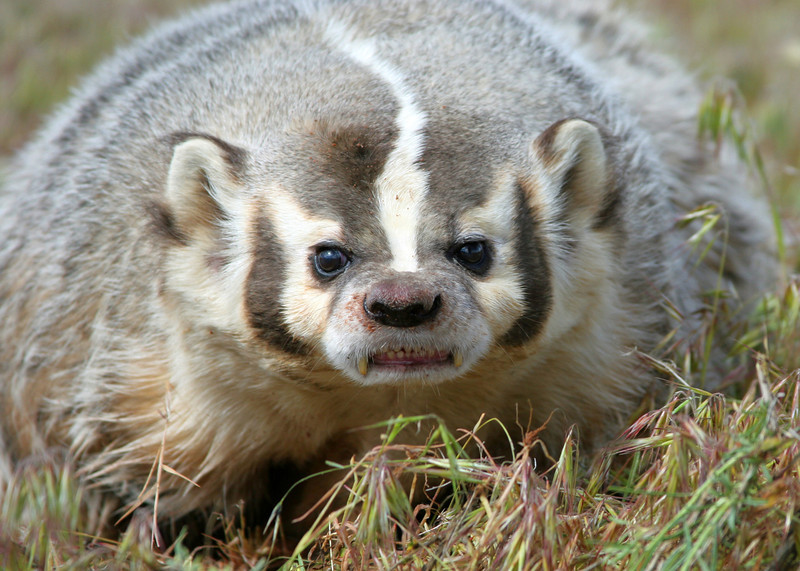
top-left (326, 21), bottom-right (428, 272)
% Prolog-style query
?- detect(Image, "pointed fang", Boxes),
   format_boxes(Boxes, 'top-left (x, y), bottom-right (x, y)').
top-left (358, 357), bottom-right (368, 376)
top-left (453, 352), bottom-right (463, 368)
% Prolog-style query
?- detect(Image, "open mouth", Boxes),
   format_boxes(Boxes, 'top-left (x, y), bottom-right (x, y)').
top-left (357, 347), bottom-right (463, 376)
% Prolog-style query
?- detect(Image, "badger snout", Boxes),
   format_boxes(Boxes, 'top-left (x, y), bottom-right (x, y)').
top-left (363, 277), bottom-right (442, 328)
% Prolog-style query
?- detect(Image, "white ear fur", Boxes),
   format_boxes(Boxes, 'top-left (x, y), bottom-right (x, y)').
top-left (166, 136), bottom-right (245, 231)
top-left (531, 119), bottom-right (610, 221)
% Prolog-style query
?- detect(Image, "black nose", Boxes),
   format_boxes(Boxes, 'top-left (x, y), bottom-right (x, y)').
top-left (364, 279), bottom-right (442, 328)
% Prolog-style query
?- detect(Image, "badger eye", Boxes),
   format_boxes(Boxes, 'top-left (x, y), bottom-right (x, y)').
top-left (451, 239), bottom-right (491, 275)
top-left (313, 246), bottom-right (350, 278)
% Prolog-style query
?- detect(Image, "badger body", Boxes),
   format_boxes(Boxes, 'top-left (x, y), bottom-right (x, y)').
top-left (0, 0), bottom-right (774, 523)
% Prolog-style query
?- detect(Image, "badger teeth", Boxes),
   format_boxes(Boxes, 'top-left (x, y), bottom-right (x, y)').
top-left (361, 349), bottom-right (462, 372)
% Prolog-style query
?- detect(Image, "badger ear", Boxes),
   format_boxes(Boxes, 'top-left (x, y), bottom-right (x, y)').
top-left (163, 133), bottom-right (247, 234)
top-left (531, 119), bottom-right (612, 225)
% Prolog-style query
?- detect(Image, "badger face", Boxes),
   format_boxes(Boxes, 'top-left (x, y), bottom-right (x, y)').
top-left (157, 110), bottom-right (615, 388)
top-left (154, 18), bottom-right (618, 388)
top-left (241, 117), bottom-right (544, 386)
top-left (315, 218), bottom-right (513, 385)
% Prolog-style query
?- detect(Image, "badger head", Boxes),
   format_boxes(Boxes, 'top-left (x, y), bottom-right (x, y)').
top-left (154, 112), bottom-right (619, 388)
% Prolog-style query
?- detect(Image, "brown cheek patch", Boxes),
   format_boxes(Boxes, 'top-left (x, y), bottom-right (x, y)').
top-left (245, 216), bottom-right (309, 355)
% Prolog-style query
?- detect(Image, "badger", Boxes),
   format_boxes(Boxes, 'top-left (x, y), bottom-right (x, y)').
top-left (0, 0), bottom-right (775, 530)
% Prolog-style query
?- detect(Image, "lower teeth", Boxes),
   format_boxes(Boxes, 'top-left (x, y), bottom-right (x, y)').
top-left (355, 350), bottom-right (464, 372)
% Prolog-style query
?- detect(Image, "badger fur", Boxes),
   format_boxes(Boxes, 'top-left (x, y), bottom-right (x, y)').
top-left (0, 0), bottom-right (775, 527)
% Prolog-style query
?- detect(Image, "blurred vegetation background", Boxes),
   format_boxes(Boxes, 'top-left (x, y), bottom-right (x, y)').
top-left (633, 0), bottom-right (800, 246)
top-left (1, 0), bottom-right (798, 252)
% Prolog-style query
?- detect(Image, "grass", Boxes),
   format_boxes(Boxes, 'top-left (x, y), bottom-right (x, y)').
top-left (1, 0), bottom-right (799, 569)
top-left (4, 345), bottom-right (800, 569)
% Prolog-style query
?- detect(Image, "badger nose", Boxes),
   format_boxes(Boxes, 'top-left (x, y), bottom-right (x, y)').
top-left (364, 278), bottom-right (442, 328)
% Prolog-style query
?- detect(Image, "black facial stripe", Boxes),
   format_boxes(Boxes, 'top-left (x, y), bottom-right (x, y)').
top-left (501, 181), bottom-right (553, 346)
top-left (245, 215), bottom-right (309, 355)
